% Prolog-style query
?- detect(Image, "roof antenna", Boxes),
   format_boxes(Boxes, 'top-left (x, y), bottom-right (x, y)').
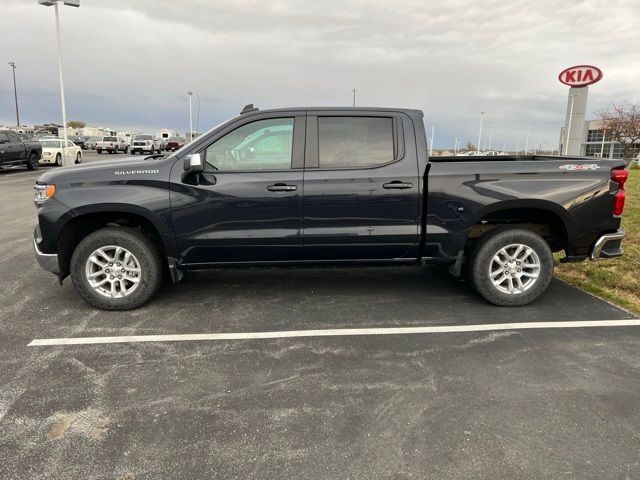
top-left (241, 104), bottom-right (259, 115)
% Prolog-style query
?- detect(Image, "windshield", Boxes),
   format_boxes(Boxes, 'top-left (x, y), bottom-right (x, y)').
top-left (40, 141), bottom-right (61, 148)
top-left (103, 136), bottom-right (117, 141)
top-left (168, 137), bottom-right (183, 142)
top-left (135, 135), bottom-right (153, 140)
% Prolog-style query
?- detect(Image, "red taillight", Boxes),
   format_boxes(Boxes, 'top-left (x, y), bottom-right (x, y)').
top-left (613, 190), bottom-right (626, 216)
top-left (611, 168), bottom-right (628, 216)
top-left (611, 168), bottom-right (628, 188)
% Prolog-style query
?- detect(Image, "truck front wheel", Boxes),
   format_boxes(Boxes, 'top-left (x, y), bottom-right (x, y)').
top-left (70, 227), bottom-right (163, 310)
top-left (469, 227), bottom-right (553, 307)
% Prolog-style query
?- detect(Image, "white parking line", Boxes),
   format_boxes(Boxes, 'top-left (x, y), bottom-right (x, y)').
top-left (28, 319), bottom-right (640, 346)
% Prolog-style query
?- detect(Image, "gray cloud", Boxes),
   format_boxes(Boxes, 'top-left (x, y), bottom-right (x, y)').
top-left (1, 0), bottom-right (638, 149)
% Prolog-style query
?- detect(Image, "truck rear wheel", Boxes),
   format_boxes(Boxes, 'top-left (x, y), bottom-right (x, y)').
top-left (70, 227), bottom-right (163, 310)
top-left (469, 227), bottom-right (553, 307)
top-left (26, 152), bottom-right (39, 170)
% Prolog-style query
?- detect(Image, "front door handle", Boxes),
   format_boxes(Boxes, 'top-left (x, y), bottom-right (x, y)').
top-left (267, 183), bottom-right (298, 192)
top-left (382, 181), bottom-right (413, 190)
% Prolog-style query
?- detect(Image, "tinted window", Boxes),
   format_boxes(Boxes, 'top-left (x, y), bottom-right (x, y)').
top-left (104, 136), bottom-right (117, 141)
top-left (0, 133), bottom-right (9, 143)
top-left (318, 117), bottom-right (394, 168)
top-left (7, 132), bottom-right (20, 143)
top-left (204, 118), bottom-right (294, 171)
top-left (135, 135), bottom-right (153, 140)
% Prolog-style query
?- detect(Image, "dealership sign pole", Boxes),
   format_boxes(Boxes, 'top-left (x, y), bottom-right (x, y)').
top-left (558, 65), bottom-right (603, 156)
top-left (38, 0), bottom-right (79, 167)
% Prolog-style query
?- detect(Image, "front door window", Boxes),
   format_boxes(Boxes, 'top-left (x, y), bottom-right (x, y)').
top-left (204, 118), bottom-right (294, 171)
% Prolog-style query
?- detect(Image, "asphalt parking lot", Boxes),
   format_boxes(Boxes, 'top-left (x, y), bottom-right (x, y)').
top-left (2, 153), bottom-right (640, 480)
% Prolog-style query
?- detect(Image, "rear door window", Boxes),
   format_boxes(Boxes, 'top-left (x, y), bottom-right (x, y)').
top-left (317, 117), bottom-right (395, 168)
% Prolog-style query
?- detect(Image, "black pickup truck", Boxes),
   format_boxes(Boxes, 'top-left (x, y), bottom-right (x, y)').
top-left (32, 106), bottom-right (627, 310)
top-left (0, 130), bottom-right (42, 170)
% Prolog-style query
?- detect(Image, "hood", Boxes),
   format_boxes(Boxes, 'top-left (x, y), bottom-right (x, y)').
top-left (36, 155), bottom-right (171, 185)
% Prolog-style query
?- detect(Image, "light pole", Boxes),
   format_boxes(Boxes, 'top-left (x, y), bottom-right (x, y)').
top-left (563, 94), bottom-right (578, 156)
top-left (187, 91), bottom-right (193, 141)
top-left (599, 120), bottom-right (607, 158)
top-left (516, 138), bottom-right (520, 155)
top-left (39, 1), bottom-right (79, 167)
top-left (429, 124), bottom-right (435, 156)
top-left (524, 127), bottom-right (530, 154)
top-left (477, 112), bottom-right (485, 154)
top-left (454, 136), bottom-right (459, 155)
top-left (488, 128), bottom-right (493, 151)
top-left (8, 61), bottom-right (19, 126)
top-left (352, 88), bottom-right (357, 107)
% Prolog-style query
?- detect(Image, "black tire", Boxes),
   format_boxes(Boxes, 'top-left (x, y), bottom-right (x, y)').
top-left (75, 152), bottom-right (82, 164)
top-left (97, 149), bottom-right (102, 154)
top-left (26, 152), bottom-right (39, 170)
top-left (469, 227), bottom-right (553, 307)
top-left (55, 153), bottom-right (62, 166)
top-left (70, 227), bottom-right (163, 310)
top-left (124, 146), bottom-right (129, 154)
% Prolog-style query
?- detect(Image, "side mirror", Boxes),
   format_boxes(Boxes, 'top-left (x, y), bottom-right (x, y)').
top-left (183, 153), bottom-right (204, 173)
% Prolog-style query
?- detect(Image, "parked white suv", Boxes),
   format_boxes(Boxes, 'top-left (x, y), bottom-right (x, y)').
top-left (131, 134), bottom-right (161, 155)
top-left (96, 136), bottom-right (128, 154)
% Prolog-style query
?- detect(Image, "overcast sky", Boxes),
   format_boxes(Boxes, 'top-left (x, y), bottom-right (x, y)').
top-left (1, 0), bottom-right (638, 149)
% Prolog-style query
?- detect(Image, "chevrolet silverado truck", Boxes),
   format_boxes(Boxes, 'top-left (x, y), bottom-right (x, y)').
top-left (32, 106), bottom-right (627, 310)
top-left (0, 130), bottom-right (42, 170)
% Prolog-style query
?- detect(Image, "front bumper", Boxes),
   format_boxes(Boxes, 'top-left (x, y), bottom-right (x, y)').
top-left (590, 230), bottom-right (626, 261)
top-left (33, 231), bottom-right (60, 275)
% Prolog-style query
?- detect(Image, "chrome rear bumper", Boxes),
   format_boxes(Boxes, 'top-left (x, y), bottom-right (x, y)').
top-left (590, 230), bottom-right (625, 261)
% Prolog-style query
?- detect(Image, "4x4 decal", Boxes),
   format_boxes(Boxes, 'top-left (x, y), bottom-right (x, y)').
top-left (559, 164), bottom-right (600, 171)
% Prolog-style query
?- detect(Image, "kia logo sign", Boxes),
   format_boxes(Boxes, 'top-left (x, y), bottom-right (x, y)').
top-left (558, 65), bottom-right (603, 87)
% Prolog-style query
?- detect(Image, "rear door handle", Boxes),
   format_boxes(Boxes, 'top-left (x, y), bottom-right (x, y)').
top-left (267, 184), bottom-right (298, 192)
top-left (382, 181), bottom-right (413, 190)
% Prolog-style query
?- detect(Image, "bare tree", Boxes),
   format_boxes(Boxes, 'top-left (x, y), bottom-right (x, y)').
top-left (598, 102), bottom-right (640, 163)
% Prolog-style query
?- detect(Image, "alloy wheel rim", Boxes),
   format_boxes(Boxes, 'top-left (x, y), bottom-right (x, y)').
top-left (489, 243), bottom-right (541, 295)
top-left (85, 245), bottom-right (142, 298)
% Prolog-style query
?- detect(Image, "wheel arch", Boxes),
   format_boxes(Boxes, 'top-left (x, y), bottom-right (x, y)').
top-left (467, 199), bottom-right (573, 254)
top-left (56, 205), bottom-right (174, 278)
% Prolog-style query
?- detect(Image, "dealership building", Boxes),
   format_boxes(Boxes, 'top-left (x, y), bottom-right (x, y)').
top-left (559, 119), bottom-right (637, 159)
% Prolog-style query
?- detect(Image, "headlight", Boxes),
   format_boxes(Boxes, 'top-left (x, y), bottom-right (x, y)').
top-left (34, 184), bottom-right (56, 205)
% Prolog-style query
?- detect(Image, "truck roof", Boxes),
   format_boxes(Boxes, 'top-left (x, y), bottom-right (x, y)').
top-left (239, 105), bottom-right (423, 116)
